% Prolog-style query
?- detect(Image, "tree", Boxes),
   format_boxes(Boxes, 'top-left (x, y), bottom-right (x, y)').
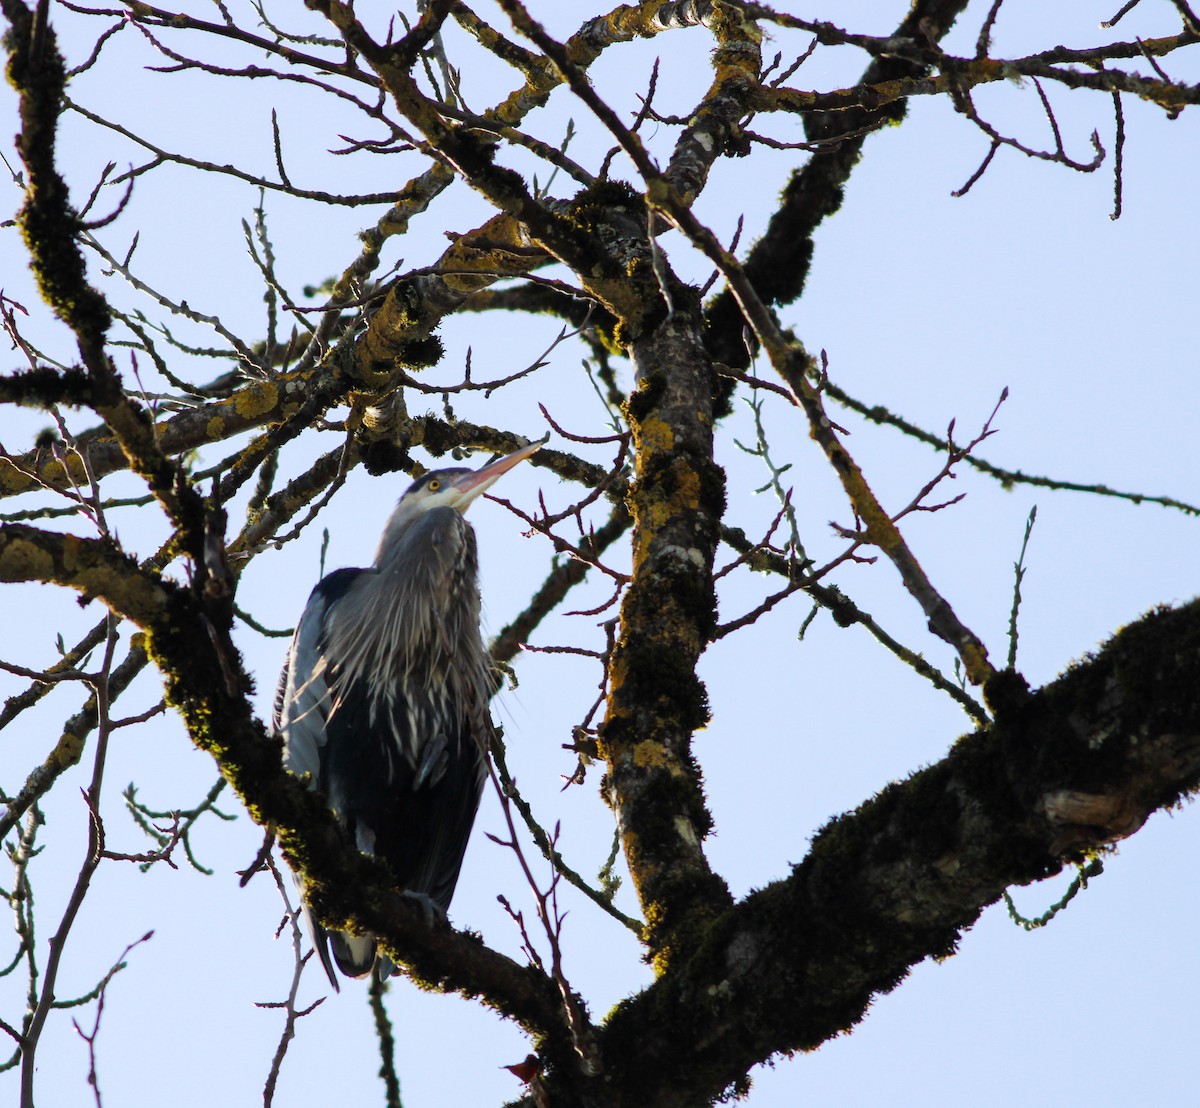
top-left (2, 0), bottom-right (1198, 1104)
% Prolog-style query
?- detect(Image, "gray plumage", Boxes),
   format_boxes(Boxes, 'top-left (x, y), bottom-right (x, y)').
top-left (274, 441), bottom-right (541, 987)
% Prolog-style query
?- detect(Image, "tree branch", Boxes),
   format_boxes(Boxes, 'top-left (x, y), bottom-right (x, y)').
top-left (589, 600), bottom-right (1200, 1107)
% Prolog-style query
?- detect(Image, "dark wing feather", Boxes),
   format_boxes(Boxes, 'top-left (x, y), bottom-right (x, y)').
top-left (276, 567), bottom-right (365, 988)
top-left (278, 567), bottom-right (362, 780)
top-left (320, 662), bottom-right (488, 915)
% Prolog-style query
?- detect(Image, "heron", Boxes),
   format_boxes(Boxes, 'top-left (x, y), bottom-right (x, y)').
top-left (273, 440), bottom-right (542, 987)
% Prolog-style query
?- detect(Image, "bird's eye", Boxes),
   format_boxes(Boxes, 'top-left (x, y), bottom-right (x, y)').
top-left (427, 478), bottom-right (441, 492)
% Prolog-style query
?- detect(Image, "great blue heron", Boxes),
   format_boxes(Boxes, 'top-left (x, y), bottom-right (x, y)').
top-left (273, 440), bottom-right (542, 987)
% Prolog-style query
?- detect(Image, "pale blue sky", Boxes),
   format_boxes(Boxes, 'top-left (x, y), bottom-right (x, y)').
top-left (2, 2), bottom-right (1197, 1106)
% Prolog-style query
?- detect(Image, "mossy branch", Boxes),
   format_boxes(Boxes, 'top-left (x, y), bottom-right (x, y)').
top-left (0, 523), bottom-right (168, 625)
top-left (584, 599), bottom-right (1200, 1107)
top-left (601, 307), bottom-right (733, 965)
top-left (703, 0), bottom-right (974, 378)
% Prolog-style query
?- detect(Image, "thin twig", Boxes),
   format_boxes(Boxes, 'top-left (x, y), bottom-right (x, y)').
top-left (1006, 506), bottom-right (1037, 671)
top-left (259, 855), bottom-right (326, 1107)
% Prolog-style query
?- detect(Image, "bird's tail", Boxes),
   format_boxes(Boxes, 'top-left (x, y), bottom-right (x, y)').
top-left (299, 900), bottom-right (341, 991)
top-left (329, 931), bottom-right (377, 978)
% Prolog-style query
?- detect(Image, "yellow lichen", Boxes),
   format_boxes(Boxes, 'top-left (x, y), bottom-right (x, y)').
top-left (0, 537), bottom-right (55, 582)
top-left (60, 534), bottom-right (88, 573)
top-left (671, 465), bottom-right (701, 509)
top-left (233, 381), bottom-right (279, 420)
top-left (634, 741), bottom-right (687, 778)
top-left (633, 460), bottom-right (703, 567)
top-left (636, 416), bottom-right (674, 457)
top-left (0, 460), bottom-right (35, 493)
top-left (41, 457), bottom-right (69, 484)
top-left (207, 415), bottom-right (226, 439)
top-left (49, 731), bottom-right (86, 769)
top-left (633, 740), bottom-right (670, 769)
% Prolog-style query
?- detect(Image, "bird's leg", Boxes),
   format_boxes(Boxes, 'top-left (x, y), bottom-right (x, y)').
top-left (399, 890), bottom-right (446, 928)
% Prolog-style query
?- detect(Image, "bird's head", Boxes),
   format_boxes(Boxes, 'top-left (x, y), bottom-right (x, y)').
top-left (373, 439), bottom-right (543, 570)
top-left (395, 439), bottom-right (544, 518)
top-left (403, 436), bottom-right (540, 516)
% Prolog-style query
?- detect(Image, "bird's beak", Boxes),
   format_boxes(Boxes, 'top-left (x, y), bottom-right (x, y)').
top-left (450, 439), bottom-right (543, 511)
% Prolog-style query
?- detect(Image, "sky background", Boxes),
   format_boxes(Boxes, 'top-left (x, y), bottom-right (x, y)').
top-left (2, 1), bottom-right (1198, 1105)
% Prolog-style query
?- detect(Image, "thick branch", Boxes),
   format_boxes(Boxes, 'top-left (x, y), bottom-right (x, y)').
top-left (662, 3), bottom-right (762, 204)
top-left (590, 599), bottom-right (1200, 1107)
top-left (0, 524), bottom-right (168, 624)
top-left (601, 306), bottom-right (733, 964)
top-left (703, 0), bottom-right (973, 374)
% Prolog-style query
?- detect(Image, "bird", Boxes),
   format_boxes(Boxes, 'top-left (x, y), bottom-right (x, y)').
top-left (273, 440), bottom-right (542, 987)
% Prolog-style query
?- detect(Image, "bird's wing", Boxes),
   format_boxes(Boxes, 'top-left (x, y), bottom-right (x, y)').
top-left (415, 736), bottom-right (488, 911)
top-left (276, 567), bottom-right (365, 990)
top-left (277, 568), bottom-right (363, 782)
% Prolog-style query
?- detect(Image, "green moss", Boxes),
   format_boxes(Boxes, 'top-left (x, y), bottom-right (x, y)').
top-left (360, 439), bottom-right (414, 477)
top-left (567, 179), bottom-right (643, 225)
top-left (399, 334), bottom-right (444, 370)
top-left (0, 366), bottom-right (94, 408)
top-left (982, 667), bottom-right (1032, 718)
top-left (8, 13), bottom-right (112, 349)
top-left (624, 374), bottom-right (666, 426)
